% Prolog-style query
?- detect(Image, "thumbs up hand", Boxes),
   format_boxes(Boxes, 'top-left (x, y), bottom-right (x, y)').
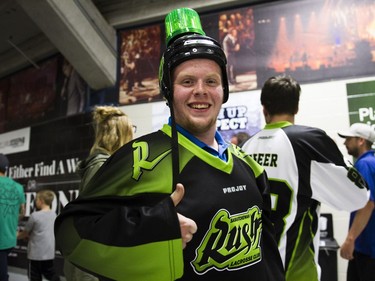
top-left (171, 183), bottom-right (197, 249)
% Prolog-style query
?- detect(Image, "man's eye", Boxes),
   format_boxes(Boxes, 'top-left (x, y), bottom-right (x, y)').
top-left (207, 79), bottom-right (219, 85)
top-left (182, 80), bottom-right (193, 86)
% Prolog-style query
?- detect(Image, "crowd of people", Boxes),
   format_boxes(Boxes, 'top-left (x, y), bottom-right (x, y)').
top-left (0, 6), bottom-right (374, 281)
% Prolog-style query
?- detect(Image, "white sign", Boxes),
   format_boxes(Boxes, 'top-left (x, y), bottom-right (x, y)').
top-left (0, 127), bottom-right (30, 154)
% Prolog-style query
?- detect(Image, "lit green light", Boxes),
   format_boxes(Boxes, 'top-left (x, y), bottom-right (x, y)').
top-left (165, 8), bottom-right (205, 45)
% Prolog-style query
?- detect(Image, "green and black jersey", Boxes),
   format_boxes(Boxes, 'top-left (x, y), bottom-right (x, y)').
top-left (55, 124), bottom-right (285, 281)
top-left (242, 121), bottom-right (368, 281)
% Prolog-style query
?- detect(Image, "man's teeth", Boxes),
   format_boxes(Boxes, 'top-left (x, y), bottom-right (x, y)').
top-left (191, 104), bottom-right (208, 109)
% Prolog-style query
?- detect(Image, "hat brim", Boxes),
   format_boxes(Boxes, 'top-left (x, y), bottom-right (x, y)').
top-left (337, 131), bottom-right (356, 138)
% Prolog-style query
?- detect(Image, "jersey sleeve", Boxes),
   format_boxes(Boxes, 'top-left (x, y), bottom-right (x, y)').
top-left (54, 132), bottom-right (184, 281)
top-left (310, 160), bottom-right (368, 210)
top-left (55, 195), bottom-right (183, 281)
top-left (292, 127), bottom-right (369, 211)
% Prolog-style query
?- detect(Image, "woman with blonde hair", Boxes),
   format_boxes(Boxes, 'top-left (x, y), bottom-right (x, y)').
top-left (77, 106), bottom-right (134, 192)
top-left (64, 105), bottom-right (134, 280)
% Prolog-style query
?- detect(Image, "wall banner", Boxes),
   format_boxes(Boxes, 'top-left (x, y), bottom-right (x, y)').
top-left (0, 127), bottom-right (30, 155)
top-left (346, 80), bottom-right (375, 127)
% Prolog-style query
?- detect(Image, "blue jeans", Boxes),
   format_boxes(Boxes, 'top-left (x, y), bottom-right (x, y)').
top-left (0, 248), bottom-right (12, 281)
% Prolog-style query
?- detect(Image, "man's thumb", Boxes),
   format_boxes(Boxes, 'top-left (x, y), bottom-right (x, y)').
top-left (171, 183), bottom-right (184, 207)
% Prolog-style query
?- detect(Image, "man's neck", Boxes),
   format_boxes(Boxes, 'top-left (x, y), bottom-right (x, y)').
top-left (267, 114), bottom-right (295, 124)
top-left (194, 130), bottom-right (217, 149)
top-left (358, 147), bottom-right (371, 158)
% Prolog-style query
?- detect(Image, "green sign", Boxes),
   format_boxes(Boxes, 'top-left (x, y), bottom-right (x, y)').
top-left (346, 80), bottom-right (375, 127)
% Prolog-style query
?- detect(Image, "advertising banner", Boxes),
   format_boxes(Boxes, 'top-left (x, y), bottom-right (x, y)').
top-left (0, 112), bottom-right (92, 274)
top-left (346, 80), bottom-right (375, 127)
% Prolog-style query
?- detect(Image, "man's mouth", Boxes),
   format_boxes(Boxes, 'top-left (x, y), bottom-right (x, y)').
top-left (190, 103), bottom-right (209, 109)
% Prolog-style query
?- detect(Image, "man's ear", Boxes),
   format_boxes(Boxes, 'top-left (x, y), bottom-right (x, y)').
top-left (358, 137), bottom-right (366, 146)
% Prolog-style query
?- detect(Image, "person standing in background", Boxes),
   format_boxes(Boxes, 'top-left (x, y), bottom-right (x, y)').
top-left (76, 105), bottom-right (134, 194)
top-left (230, 131), bottom-right (251, 147)
top-left (0, 153), bottom-right (25, 281)
top-left (241, 75), bottom-right (369, 281)
top-left (338, 123), bottom-right (375, 281)
top-left (60, 59), bottom-right (87, 116)
top-left (63, 105), bottom-right (134, 280)
top-left (222, 27), bottom-right (240, 85)
top-left (17, 190), bottom-right (60, 281)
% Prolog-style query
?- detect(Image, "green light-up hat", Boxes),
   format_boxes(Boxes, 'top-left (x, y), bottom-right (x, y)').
top-left (160, 8), bottom-right (229, 103)
top-left (165, 7), bottom-right (205, 45)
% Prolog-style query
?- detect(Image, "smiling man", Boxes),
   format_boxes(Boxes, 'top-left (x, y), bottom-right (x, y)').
top-left (55, 8), bottom-right (284, 281)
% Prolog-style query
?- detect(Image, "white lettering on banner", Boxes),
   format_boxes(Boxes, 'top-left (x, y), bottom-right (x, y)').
top-left (35, 161), bottom-right (56, 177)
top-left (24, 189), bottom-right (80, 217)
top-left (218, 106), bottom-right (247, 119)
top-left (217, 106), bottom-right (248, 131)
top-left (7, 158), bottom-right (79, 179)
top-left (217, 117), bottom-right (248, 130)
top-left (359, 107), bottom-right (375, 121)
top-left (66, 158), bottom-right (78, 173)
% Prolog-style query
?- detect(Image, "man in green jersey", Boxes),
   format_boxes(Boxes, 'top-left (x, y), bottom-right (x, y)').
top-left (55, 8), bottom-right (284, 281)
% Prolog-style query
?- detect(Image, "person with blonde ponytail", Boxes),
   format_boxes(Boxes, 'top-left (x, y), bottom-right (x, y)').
top-left (63, 105), bottom-right (134, 281)
top-left (77, 106), bottom-right (134, 193)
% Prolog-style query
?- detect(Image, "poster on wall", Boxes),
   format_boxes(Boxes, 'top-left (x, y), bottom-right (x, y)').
top-left (119, 0), bottom-right (375, 106)
top-left (346, 79), bottom-right (375, 147)
top-left (0, 57), bottom-right (59, 133)
top-left (0, 54), bottom-right (89, 134)
top-left (217, 90), bottom-right (262, 142)
top-left (118, 25), bottom-right (163, 105)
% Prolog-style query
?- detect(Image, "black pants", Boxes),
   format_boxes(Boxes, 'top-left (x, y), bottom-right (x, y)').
top-left (347, 251), bottom-right (375, 281)
top-left (0, 248), bottom-right (12, 281)
top-left (28, 259), bottom-right (60, 281)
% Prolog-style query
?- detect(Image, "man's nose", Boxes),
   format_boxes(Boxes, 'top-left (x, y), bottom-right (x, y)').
top-left (193, 80), bottom-right (207, 95)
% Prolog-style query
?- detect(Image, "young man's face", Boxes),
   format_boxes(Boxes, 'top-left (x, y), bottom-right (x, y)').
top-left (172, 58), bottom-right (224, 136)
